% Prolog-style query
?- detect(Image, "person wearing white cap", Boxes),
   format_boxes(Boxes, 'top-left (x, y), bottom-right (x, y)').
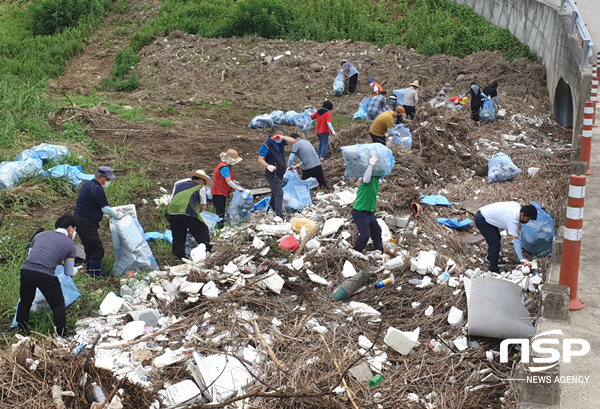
top-left (212, 149), bottom-right (244, 228)
top-left (341, 60), bottom-right (359, 93)
top-left (167, 169), bottom-right (214, 259)
top-left (388, 94), bottom-right (400, 111)
top-left (403, 80), bottom-right (420, 119)
top-left (74, 166), bottom-right (122, 277)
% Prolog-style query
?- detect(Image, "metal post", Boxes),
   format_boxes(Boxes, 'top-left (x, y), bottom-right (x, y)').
top-left (581, 40), bottom-right (590, 67)
top-left (559, 0), bottom-right (565, 13)
top-left (570, 11), bottom-right (578, 35)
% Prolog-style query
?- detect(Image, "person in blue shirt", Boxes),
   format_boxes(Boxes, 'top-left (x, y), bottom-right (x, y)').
top-left (367, 91), bottom-right (388, 120)
top-left (258, 125), bottom-right (296, 218)
top-left (341, 60), bottom-right (359, 93)
top-left (74, 166), bottom-right (123, 277)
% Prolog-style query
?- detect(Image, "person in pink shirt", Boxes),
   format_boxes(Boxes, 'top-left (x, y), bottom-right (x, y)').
top-left (310, 100), bottom-right (336, 161)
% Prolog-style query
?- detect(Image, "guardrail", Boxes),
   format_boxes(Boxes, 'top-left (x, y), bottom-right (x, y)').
top-left (560, 0), bottom-right (593, 67)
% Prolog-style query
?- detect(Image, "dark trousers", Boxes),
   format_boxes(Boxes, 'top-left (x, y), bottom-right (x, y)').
top-left (75, 216), bottom-right (104, 262)
top-left (302, 165), bottom-right (328, 188)
top-left (403, 105), bottom-right (416, 119)
top-left (17, 269), bottom-right (67, 336)
top-left (265, 170), bottom-right (284, 218)
top-left (352, 209), bottom-right (383, 253)
top-left (348, 74), bottom-right (358, 93)
top-left (475, 211), bottom-right (501, 272)
top-left (370, 132), bottom-right (386, 145)
top-left (170, 215), bottom-right (212, 259)
top-left (470, 104), bottom-right (481, 121)
top-left (213, 194), bottom-right (227, 227)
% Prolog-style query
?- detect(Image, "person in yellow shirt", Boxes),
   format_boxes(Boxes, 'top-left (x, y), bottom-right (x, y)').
top-left (369, 106), bottom-right (406, 145)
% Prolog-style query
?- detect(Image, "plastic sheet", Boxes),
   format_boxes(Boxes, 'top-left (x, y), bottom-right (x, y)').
top-left (520, 202), bottom-right (555, 256)
top-left (333, 69), bottom-right (345, 96)
top-left (0, 158), bottom-right (43, 189)
top-left (389, 124), bottom-right (412, 148)
top-left (43, 164), bottom-right (94, 186)
top-left (15, 149), bottom-right (43, 167)
top-left (292, 112), bottom-right (313, 136)
top-left (226, 190), bottom-right (254, 226)
top-left (479, 96), bottom-right (496, 123)
top-left (11, 266), bottom-right (80, 327)
top-left (31, 143), bottom-right (70, 163)
top-left (420, 195), bottom-right (451, 206)
top-left (248, 114), bottom-right (274, 129)
top-left (270, 110), bottom-right (285, 124)
top-left (488, 152), bottom-right (521, 183)
top-left (200, 211), bottom-right (222, 235)
top-left (437, 217), bottom-right (472, 229)
top-left (392, 89), bottom-right (406, 105)
top-left (282, 170), bottom-right (318, 212)
top-left (341, 143), bottom-right (395, 180)
top-left (110, 215), bottom-right (159, 276)
top-left (253, 196), bottom-right (271, 211)
top-left (352, 97), bottom-right (372, 119)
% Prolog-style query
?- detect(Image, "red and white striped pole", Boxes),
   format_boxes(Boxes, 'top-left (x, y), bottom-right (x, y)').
top-left (559, 171), bottom-right (586, 311)
top-left (580, 101), bottom-right (594, 175)
top-left (591, 76), bottom-right (598, 127)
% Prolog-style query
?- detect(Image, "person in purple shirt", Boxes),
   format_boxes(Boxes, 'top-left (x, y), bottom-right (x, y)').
top-left (17, 215), bottom-right (79, 337)
top-left (341, 60), bottom-right (359, 93)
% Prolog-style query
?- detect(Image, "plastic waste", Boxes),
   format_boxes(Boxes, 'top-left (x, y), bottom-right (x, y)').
top-left (283, 110), bottom-right (300, 125)
top-left (226, 190), bottom-right (254, 226)
top-left (436, 273), bottom-right (451, 284)
top-left (341, 143), bottom-right (395, 180)
top-left (279, 235), bottom-right (299, 251)
top-left (43, 164), bottom-right (94, 186)
top-left (292, 218), bottom-right (317, 233)
top-left (248, 114), bottom-right (274, 129)
top-left (375, 274), bottom-right (394, 289)
top-left (369, 374), bottom-right (383, 387)
top-left (352, 97), bottom-right (372, 119)
top-left (269, 110), bottom-right (285, 124)
top-left (252, 196), bottom-right (271, 211)
top-left (420, 194), bottom-right (451, 206)
top-left (283, 170), bottom-right (317, 212)
top-left (291, 111), bottom-right (313, 136)
top-left (27, 143), bottom-right (70, 163)
top-left (332, 271), bottom-right (375, 301)
top-left (488, 152), bottom-right (521, 183)
top-left (392, 89), bottom-right (407, 105)
top-left (86, 382), bottom-right (106, 404)
top-left (436, 217), bottom-right (472, 229)
top-left (479, 95), bottom-right (496, 123)
top-left (0, 158), bottom-right (43, 189)
top-left (200, 211), bottom-right (222, 235)
top-left (389, 124), bottom-right (412, 148)
top-left (110, 214), bottom-right (159, 276)
top-left (333, 69), bottom-right (345, 96)
top-left (520, 202), bottom-right (555, 256)
top-left (15, 149), bottom-right (43, 167)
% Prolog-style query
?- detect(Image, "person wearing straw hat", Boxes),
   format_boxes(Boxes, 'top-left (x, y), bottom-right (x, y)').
top-left (212, 149), bottom-right (244, 228)
top-left (403, 80), bottom-right (420, 119)
top-left (74, 166), bottom-right (123, 277)
top-left (341, 60), bottom-right (359, 93)
top-left (368, 78), bottom-right (383, 96)
top-left (167, 169), bottom-right (214, 259)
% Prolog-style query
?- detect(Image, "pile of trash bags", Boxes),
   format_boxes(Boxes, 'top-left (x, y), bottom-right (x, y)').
top-left (111, 215), bottom-right (159, 276)
top-left (341, 143), bottom-right (395, 180)
top-left (283, 170), bottom-right (319, 213)
top-left (353, 97), bottom-right (372, 119)
top-left (520, 202), bottom-right (555, 256)
top-left (488, 152), bottom-right (521, 183)
top-left (248, 109), bottom-right (316, 136)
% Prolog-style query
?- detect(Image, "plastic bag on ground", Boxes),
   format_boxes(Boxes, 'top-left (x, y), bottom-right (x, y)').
top-left (253, 196), bottom-right (271, 211)
top-left (333, 69), bottom-right (345, 96)
top-left (110, 214), bottom-right (159, 276)
top-left (292, 112), bottom-right (313, 136)
top-left (437, 217), bottom-right (472, 229)
top-left (420, 194), bottom-right (451, 206)
top-left (200, 211), bottom-right (222, 235)
top-left (341, 143), bottom-right (395, 180)
top-left (15, 149), bottom-right (43, 167)
top-left (283, 111), bottom-right (300, 125)
top-left (520, 202), bottom-right (555, 256)
top-left (22, 143), bottom-right (70, 163)
top-left (353, 97), bottom-right (372, 119)
top-left (0, 158), bottom-right (44, 189)
top-left (488, 152), bottom-right (521, 183)
top-left (270, 110), bottom-right (285, 124)
top-left (283, 170), bottom-right (318, 212)
top-left (248, 114), bottom-right (274, 129)
top-left (43, 164), bottom-right (94, 186)
top-left (389, 124), bottom-right (412, 148)
top-left (479, 96), bottom-right (496, 123)
top-left (11, 266), bottom-right (80, 327)
top-left (226, 190), bottom-right (254, 226)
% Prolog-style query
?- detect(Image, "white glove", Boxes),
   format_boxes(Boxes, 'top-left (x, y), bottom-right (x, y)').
top-left (73, 266), bottom-right (83, 275)
top-left (116, 211), bottom-right (125, 220)
top-left (369, 155), bottom-right (379, 167)
top-left (267, 165), bottom-right (276, 172)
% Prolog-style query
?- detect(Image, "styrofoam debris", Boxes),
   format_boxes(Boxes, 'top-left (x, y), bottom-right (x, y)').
top-left (322, 218), bottom-right (345, 236)
top-left (333, 189), bottom-right (356, 205)
top-left (223, 262), bottom-right (238, 274)
top-left (292, 258), bottom-right (304, 270)
top-left (411, 302), bottom-right (421, 308)
top-left (358, 335), bottom-right (373, 350)
top-left (424, 305), bottom-right (434, 316)
top-left (342, 260), bottom-right (357, 278)
top-left (406, 393), bottom-right (419, 401)
top-left (448, 306), bottom-right (464, 325)
top-left (453, 336), bottom-right (468, 351)
top-left (190, 244), bottom-right (207, 263)
top-left (333, 386), bottom-right (346, 394)
top-left (306, 238), bottom-right (321, 250)
top-left (100, 292), bottom-right (125, 315)
top-left (306, 269), bottom-right (329, 286)
top-left (305, 318), bottom-right (328, 334)
top-left (377, 219), bottom-right (392, 242)
top-left (202, 281), bottom-right (220, 298)
top-left (252, 236), bottom-right (266, 249)
top-left (261, 272), bottom-right (285, 294)
top-left (154, 349), bottom-right (184, 368)
top-left (164, 380), bottom-right (201, 407)
top-left (128, 365), bottom-right (149, 386)
top-left (121, 321), bottom-right (145, 341)
top-left (367, 351), bottom-right (388, 372)
top-left (348, 301), bottom-right (381, 318)
top-left (410, 250), bottom-right (437, 275)
top-left (384, 327), bottom-right (419, 355)
top-left (256, 223), bottom-right (292, 235)
top-left (179, 281), bottom-right (204, 294)
top-left (415, 276), bottom-right (432, 288)
top-left (384, 255), bottom-right (404, 270)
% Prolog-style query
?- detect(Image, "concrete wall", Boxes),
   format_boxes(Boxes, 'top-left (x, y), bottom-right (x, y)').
top-left (449, 0), bottom-right (591, 149)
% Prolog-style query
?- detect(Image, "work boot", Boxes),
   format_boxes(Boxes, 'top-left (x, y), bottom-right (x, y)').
top-left (86, 261), bottom-right (105, 278)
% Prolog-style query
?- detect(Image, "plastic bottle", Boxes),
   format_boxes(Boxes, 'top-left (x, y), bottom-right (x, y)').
top-left (332, 271), bottom-right (375, 301)
top-left (436, 273), bottom-right (450, 284)
top-left (86, 382), bottom-right (106, 404)
top-left (375, 273), bottom-right (395, 289)
top-left (142, 199), bottom-right (148, 205)
top-left (369, 374), bottom-right (383, 388)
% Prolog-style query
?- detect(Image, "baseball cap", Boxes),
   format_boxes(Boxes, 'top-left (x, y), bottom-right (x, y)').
top-left (97, 166), bottom-right (116, 180)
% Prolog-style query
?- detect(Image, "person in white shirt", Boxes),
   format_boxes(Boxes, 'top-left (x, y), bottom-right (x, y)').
top-left (475, 202), bottom-right (538, 272)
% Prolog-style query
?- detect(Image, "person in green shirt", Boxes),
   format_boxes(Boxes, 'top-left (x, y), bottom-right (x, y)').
top-left (352, 155), bottom-right (383, 253)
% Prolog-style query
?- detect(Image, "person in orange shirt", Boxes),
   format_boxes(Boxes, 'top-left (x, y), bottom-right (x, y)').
top-left (310, 100), bottom-right (336, 161)
top-left (368, 78), bottom-right (383, 95)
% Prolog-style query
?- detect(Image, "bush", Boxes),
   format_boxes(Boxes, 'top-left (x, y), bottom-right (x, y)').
top-left (226, 0), bottom-right (292, 38)
top-left (28, 0), bottom-right (110, 36)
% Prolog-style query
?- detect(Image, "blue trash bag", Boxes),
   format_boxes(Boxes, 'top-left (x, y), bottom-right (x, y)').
top-left (29, 143), bottom-right (70, 163)
top-left (270, 110), bottom-right (285, 124)
top-left (520, 202), bottom-right (555, 256)
top-left (479, 95), bottom-right (496, 123)
top-left (283, 111), bottom-right (300, 125)
top-left (392, 89), bottom-right (407, 105)
top-left (200, 211), bottom-right (222, 235)
top-left (11, 266), bottom-right (80, 328)
top-left (437, 217), bottom-right (472, 229)
top-left (253, 196), bottom-right (271, 211)
top-left (164, 229), bottom-right (173, 243)
top-left (353, 97), bottom-right (372, 119)
top-left (292, 112), bottom-right (313, 136)
top-left (488, 152), bottom-right (521, 183)
top-left (248, 114), bottom-right (274, 129)
top-left (16, 149), bottom-right (44, 167)
top-left (333, 69), bottom-right (345, 96)
top-left (110, 215), bottom-right (159, 276)
top-left (0, 158), bottom-right (44, 189)
top-left (44, 164), bottom-right (94, 186)
top-left (145, 232), bottom-right (166, 241)
top-left (282, 170), bottom-right (317, 212)
top-left (341, 143), bottom-right (395, 180)
top-left (226, 190), bottom-right (254, 226)
top-left (389, 125), bottom-right (412, 148)
top-left (421, 194), bottom-right (452, 206)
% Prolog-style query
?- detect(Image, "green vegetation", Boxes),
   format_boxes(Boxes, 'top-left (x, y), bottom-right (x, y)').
top-left (28, 0), bottom-right (111, 36)
top-left (127, 0), bottom-right (538, 62)
top-left (100, 48), bottom-right (141, 92)
top-left (158, 119), bottom-right (173, 127)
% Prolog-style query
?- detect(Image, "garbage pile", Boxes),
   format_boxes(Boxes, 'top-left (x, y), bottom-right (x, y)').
top-left (248, 109), bottom-right (316, 136)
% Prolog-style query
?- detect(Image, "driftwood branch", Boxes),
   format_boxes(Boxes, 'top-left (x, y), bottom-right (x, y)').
top-left (251, 319), bottom-right (287, 371)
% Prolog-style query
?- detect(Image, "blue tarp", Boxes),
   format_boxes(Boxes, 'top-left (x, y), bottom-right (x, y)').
top-left (43, 164), bottom-right (94, 186)
top-left (520, 202), bottom-right (555, 256)
top-left (420, 195), bottom-right (452, 206)
top-left (437, 217), bottom-right (472, 229)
